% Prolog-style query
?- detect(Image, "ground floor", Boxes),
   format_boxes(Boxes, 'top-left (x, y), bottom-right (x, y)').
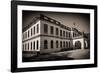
top-left (22, 36), bottom-right (90, 56)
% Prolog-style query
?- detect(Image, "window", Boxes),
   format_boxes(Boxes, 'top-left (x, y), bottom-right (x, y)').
top-left (28, 30), bottom-right (29, 37)
top-left (56, 41), bottom-right (58, 48)
top-left (24, 33), bottom-right (25, 39)
top-left (34, 26), bottom-right (35, 34)
top-left (23, 44), bottom-right (24, 51)
top-left (32, 27), bottom-right (34, 35)
top-left (66, 41), bottom-right (68, 48)
top-left (63, 31), bottom-right (65, 37)
top-left (63, 41), bottom-right (65, 48)
top-left (37, 40), bottom-right (38, 50)
top-left (66, 32), bottom-right (68, 38)
top-left (67, 32), bottom-right (69, 37)
top-left (31, 28), bottom-right (32, 36)
top-left (23, 34), bottom-right (24, 39)
top-left (28, 43), bottom-right (29, 50)
top-left (44, 24), bottom-right (48, 33)
top-left (56, 28), bottom-right (59, 35)
top-left (60, 41), bottom-right (62, 48)
top-left (44, 40), bottom-right (48, 49)
top-left (60, 30), bottom-right (62, 36)
top-left (73, 32), bottom-right (74, 37)
top-left (31, 42), bottom-right (32, 50)
top-left (26, 32), bottom-right (27, 39)
top-left (69, 42), bottom-right (70, 48)
top-left (69, 32), bottom-right (70, 37)
top-left (51, 40), bottom-right (53, 48)
top-left (37, 24), bottom-right (39, 33)
top-left (50, 26), bottom-right (54, 34)
top-left (25, 43), bottom-right (27, 51)
top-left (33, 41), bottom-right (35, 50)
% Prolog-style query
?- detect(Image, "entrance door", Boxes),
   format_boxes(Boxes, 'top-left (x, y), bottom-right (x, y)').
top-left (75, 41), bottom-right (81, 49)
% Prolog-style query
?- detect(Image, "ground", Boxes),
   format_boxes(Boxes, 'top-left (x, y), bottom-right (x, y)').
top-left (23, 49), bottom-right (90, 62)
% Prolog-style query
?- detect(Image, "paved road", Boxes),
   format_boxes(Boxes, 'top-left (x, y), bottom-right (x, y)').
top-left (51, 49), bottom-right (90, 59)
top-left (23, 49), bottom-right (90, 62)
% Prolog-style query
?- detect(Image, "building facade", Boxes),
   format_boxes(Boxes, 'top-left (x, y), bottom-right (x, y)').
top-left (22, 14), bottom-right (90, 57)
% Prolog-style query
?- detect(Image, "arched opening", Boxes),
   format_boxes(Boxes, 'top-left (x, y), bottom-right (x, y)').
top-left (75, 41), bottom-right (81, 49)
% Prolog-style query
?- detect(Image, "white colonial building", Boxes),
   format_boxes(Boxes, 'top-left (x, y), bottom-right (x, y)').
top-left (22, 14), bottom-right (89, 56)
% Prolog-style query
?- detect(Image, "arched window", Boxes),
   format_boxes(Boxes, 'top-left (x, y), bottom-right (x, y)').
top-left (73, 32), bottom-right (75, 37)
top-left (31, 42), bottom-right (32, 50)
top-left (51, 40), bottom-right (53, 48)
top-left (60, 41), bottom-right (62, 48)
top-left (69, 42), bottom-right (70, 48)
top-left (28, 43), bottom-right (29, 51)
top-left (63, 31), bottom-right (65, 37)
top-left (37, 40), bottom-right (39, 50)
top-left (44, 40), bottom-right (48, 49)
top-left (56, 41), bottom-right (58, 48)
top-left (33, 41), bottom-right (35, 50)
top-left (63, 41), bottom-right (65, 48)
top-left (66, 32), bottom-right (68, 38)
top-left (66, 41), bottom-right (68, 48)
top-left (69, 32), bottom-right (70, 37)
top-left (25, 43), bottom-right (27, 51)
top-left (23, 44), bottom-right (24, 51)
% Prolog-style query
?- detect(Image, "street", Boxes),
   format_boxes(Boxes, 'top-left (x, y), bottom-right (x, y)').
top-left (23, 49), bottom-right (90, 62)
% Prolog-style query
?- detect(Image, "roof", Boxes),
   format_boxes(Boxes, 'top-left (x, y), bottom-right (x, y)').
top-left (23, 14), bottom-right (71, 32)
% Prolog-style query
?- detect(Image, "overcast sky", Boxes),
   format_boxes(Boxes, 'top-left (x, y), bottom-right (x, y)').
top-left (23, 10), bottom-right (90, 33)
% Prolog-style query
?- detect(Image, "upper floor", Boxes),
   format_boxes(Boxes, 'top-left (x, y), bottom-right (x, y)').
top-left (22, 14), bottom-right (83, 41)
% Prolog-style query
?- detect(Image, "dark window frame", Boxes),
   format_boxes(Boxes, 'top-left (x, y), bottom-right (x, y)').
top-left (56, 40), bottom-right (59, 48)
top-left (44, 40), bottom-right (48, 49)
top-left (50, 26), bottom-right (54, 34)
top-left (37, 24), bottom-right (39, 33)
top-left (60, 41), bottom-right (62, 48)
top-left (31, 42), bottom-right (32, 50)
top-left (51, 40), bottom-right (53, 48)
top-left (28, 30), bottom-right (29, 37)
top-left (60, 30), bottom-right (62, 36)
top-left (37, 40), bottom-right (38, 50)
top-left (33, 41), bottom-right (35, 50)
top-left (31, 28), bottom-right (32, 36)
top-left (44, 24), bottom-right (48, 34)
top-left (34, 26), bottom-right (35, 35)
top-left (56, 27), bottom-right (59, 35)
